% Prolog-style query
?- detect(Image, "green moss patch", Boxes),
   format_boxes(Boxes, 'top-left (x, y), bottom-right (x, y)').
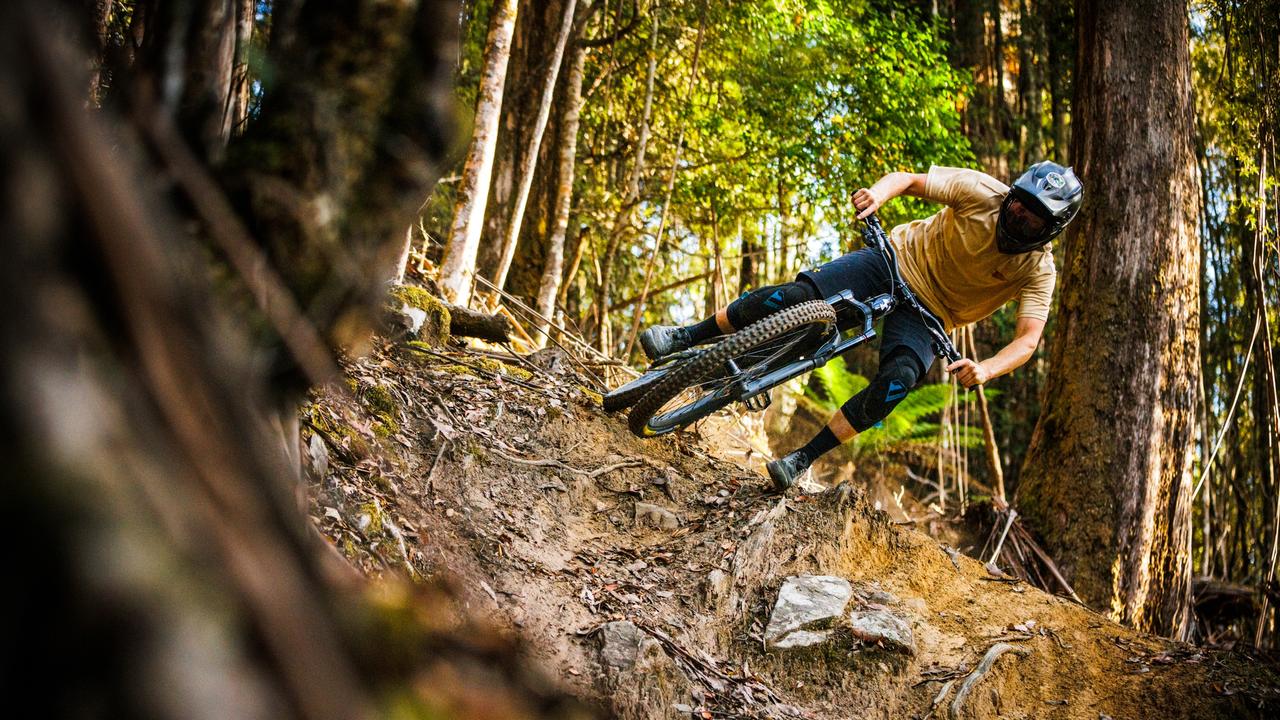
top-left (389, 285), bottom-right (450, 346)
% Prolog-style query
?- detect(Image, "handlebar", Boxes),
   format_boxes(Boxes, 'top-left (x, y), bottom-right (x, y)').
top-left (859, 214), bottom-right (963, 365)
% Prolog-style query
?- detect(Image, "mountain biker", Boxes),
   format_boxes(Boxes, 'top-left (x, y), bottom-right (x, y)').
top-left (637, 162), bottom-right (1084, 491)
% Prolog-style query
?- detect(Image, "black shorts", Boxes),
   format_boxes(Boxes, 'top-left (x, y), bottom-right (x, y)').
top-left (799, 247), bottom-right (942, 373)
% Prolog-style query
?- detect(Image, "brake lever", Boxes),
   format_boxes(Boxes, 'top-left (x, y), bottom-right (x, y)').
top-left (934, 340), bottom-right (976, 393)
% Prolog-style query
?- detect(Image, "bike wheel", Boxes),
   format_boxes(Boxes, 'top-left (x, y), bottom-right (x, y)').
top-left (627, 300), bottom-right (837, 437)
top-left (602, 357), bottom-right (678, 413)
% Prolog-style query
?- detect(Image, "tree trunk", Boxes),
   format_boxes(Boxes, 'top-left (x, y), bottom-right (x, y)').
top-left (476, 0), bottom-right (570, 299)
top-left (596, 10), bottom-right (658, 351)
top-left (85, 0), bottom-right (113, 104)
top-left (2, 1), bottom-right (585, 717)
top-left (534, 23), bottom-right (588, 346)
top-left (1043, 0), bottom-right (1072, 162)
top-left (1017, 0), bottom-right (1199, 638)
top-left (1018, 0), bottom-right (1042, 163)
top-left (178, 0), bottom-right (239, 161)
top-left (739, 219), bottom-right (760, 293)
top-left (227, 0), bottom-right (255, 137)
top-left (437, 0), bottom-right (519, 305)
top-left (491, 0), bottom-right (578, 293)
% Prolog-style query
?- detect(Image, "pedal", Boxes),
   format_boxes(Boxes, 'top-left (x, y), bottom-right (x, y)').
top-left (744, 392), bottom-right (771, 412)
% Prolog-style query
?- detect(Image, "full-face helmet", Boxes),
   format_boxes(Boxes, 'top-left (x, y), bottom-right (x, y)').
top-left (996, 161), bottom-right (1084, 253)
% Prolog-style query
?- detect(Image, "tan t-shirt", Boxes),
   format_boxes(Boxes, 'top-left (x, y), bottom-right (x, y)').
top-left (889, 166), bottom-right (1056, 330)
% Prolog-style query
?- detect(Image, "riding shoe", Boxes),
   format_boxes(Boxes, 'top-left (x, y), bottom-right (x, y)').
top-left (639, 325), bottom-right (692, 361)
top-left (766, 450), bottom-right (814, 492)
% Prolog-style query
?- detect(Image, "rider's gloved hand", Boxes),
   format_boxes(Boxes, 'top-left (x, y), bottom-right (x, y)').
top-left (946, 358), bottom-right (991, 388)
top-left (853, 187), bottom-right (883, 219)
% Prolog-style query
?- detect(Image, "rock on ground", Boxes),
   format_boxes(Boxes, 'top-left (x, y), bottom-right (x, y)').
top-left (634, 501), bottom-right (680, 530)
top-left (848, 609), bottom-right (916, 655)
top-left (599, 620), bottom-right (644, 670)
top-left (764, 575), bottom-right (853, 650)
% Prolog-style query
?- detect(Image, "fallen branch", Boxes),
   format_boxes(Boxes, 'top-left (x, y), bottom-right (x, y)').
top-left (949, 643), bottom-right (1029, 718)
top-left (445, 302), bottom-right (511, 343)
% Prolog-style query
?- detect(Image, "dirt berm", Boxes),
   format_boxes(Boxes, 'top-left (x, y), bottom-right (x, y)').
top-left (304, 338), bottom-right (1278, 719)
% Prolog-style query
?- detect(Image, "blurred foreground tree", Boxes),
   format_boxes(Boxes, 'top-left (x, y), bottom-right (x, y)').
top-left (0, 0), bottom-right (589, 717)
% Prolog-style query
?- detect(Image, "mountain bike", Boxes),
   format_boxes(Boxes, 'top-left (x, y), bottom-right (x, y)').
top-left (603, 215), bottom-right (963, 438)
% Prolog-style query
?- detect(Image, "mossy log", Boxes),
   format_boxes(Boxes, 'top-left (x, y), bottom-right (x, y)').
top-left (391, 285), bottom-right (510, 344)
top-left (445, 302), bottom-right (512, 343)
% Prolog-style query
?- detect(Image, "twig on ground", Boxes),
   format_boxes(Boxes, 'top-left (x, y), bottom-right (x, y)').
top-left (425, 440), bottom-right (449, 494)
top-left (634, 622), bottom-right (794, 714)
top-left (922, 678), bottom-right (957, 720)
top-left (495, 343), bottom-right (547, 378)
top-left (949, 643), bottom-right (1030, 718)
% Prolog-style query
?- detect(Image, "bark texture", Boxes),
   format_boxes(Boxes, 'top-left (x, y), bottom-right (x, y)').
top-left (438, 0), bottom-right (519, 304)
top-left (2, 1), bottom-right (588, 717)
top-left (1017, 0), bottom-right (1200, 637)
top-left (475, 0), bottom-right (576, 308)
top-left (490, 0), bottom-right (578, 292)
top-left (534, 24), bottom-right (588, 345)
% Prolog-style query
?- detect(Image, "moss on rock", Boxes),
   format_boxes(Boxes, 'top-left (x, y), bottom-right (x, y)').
top-left (389, 285), bottom-right (450, 346)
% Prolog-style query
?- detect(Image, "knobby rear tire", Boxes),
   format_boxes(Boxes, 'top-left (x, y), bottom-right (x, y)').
top-left (626, 300), bottom-right (837, 437)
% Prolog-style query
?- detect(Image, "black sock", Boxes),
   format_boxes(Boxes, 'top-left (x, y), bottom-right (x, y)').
top-left (794, 426), bottom-right (841, 466)
top-left (686, 316), bottom-right (722, 344)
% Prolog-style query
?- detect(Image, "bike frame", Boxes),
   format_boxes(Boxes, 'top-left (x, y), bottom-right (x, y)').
top-left (727, 214), bottom-right (962, 406)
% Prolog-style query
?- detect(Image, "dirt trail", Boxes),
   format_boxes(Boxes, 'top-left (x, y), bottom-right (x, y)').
top-left (305, 339), bottom-right (1277, 719)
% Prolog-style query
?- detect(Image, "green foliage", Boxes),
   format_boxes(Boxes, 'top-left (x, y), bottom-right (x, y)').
top-left (804, 356), bottom-right (995, 458)
top-left (443, 0), bottom-right (975, 339)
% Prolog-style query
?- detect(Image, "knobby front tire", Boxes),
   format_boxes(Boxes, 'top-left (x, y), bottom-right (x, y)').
top-left (601, 362), bottom-right (674, 413)
top-left (626, 300), bottom-right (837, 437)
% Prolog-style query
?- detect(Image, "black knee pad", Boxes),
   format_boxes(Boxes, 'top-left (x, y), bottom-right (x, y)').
top-left (837, 349), bottom-right (924, 432)
top-left (725, 280), bottom-right (818, 329)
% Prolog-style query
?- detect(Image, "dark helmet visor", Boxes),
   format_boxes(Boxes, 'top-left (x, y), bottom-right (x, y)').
top-left (1004, 196), bottom-right (1048, 238)
top-left (997, 187), bottom-right (1056, 252)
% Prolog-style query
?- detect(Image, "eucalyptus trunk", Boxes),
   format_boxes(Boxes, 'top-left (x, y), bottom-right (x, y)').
top-left (228, 0), bottom-right (255, 137)
top-left (438, 0), bottom-right (518, 305)
top-left (490, 0), bottom-right (578, 294)
top-left (1017, 0), bottom-right (1199, 638)
top-left (534, 31), bottom-right (587, 345)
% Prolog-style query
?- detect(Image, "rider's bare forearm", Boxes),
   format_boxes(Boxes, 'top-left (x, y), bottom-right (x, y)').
top-left (869, 172), bottom-right (927, 203)
top-left (979, 316), bottom-right (1044, 381)
top-left (979, 337), bottom-right (1038, 380)
top-left (854, 172), bottom-right (928, 219)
